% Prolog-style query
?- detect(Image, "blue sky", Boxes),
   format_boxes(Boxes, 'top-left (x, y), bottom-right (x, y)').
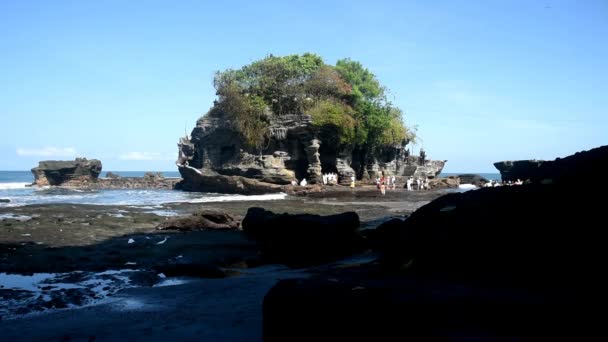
top-left (1, 0), bottom-right (606, 172)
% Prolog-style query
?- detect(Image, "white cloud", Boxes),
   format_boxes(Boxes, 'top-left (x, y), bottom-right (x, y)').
top-left (16, 146), bottom-right (77, 157)
top-left (119, 152), bottom-right (174, 161)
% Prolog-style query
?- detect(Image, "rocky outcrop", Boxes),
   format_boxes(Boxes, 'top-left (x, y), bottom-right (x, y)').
top-left (30, 159), bottom-right (180, 189)
top-left (177, 113), bottom-right (446, 193)
top-left (156, 210), bottom-right (241, 231)
top-left (493, 160), bottom-right (543, 182)
top-left (305, 139), bottom-right (322, 184)
top-left (95, 177), bottom-right (180, 189)
top-left (457, 173), bottom-right (488, 186)
top-left (495, 145), bottom-right (608, 185)
top-left (31, 158), bottom-right (102, 186)
top-left (428, 176), bottom-right (459, 189)
top-left (263, 145), bottom-right (608, 340)
top-left (175, 165), bottom-right (283, 195)
top-left (242, 207), bottom-right (364, 267)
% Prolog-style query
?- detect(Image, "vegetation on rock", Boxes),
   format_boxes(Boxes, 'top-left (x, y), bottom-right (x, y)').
top-left (208, 53), bottom-right (416, 151)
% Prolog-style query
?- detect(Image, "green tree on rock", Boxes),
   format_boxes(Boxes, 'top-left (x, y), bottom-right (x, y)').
top-left (208, 53), bottom-right (416, 152)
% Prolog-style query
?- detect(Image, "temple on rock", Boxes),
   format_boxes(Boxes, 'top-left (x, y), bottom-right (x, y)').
top-left (177, 113), bottom-right (445, 190)
top-left (175, 53), bottom-right (446, 192)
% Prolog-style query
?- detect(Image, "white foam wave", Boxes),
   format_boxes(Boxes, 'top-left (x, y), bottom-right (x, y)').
top-left (458, 184), bottom-right (478, 190)
top-left (187, 193), bottom-right (288, 203)
top-left (0, 182), bottom-right (30, 190)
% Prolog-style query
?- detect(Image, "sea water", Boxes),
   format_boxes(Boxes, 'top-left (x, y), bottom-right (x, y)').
top-left (0, 170), bottom-right (286, 207)
top-left (439, 172), bottom-right (501, 181)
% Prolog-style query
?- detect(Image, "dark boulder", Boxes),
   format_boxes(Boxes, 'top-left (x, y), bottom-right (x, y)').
top-left (242, 207), bottom-right (363, 267)
top-left (378, 184), bottom-right (604, 289)
top-left (0, 198), bottom-right (10, 203)
top-left (263, 145), bottom-right (608, 340)
top-left (380, 146), bottom-right (608, 288)
top-left (364, 218), bottom-right (404, 252)
top-left (156, 210), bottom-right (241, 231)
top-left (263, 276), bottom-right (578, 341)
top-left (176, 167), bottom-right (284, 195)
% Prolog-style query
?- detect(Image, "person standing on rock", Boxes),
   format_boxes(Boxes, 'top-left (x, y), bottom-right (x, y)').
top-left (391, 175), bottom-right (396, 190)
top-left (350, 176), bottom-right (356, 188)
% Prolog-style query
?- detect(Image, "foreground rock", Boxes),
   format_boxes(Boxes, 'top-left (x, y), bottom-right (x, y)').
top-left (157, 210), bottom-right (242, 231)
top-left (32, 158), bottom-right (102, 186)
top-left (242, 207), bottom-right (364, 267)
top-left (264, 145), bottom-right (608, 340)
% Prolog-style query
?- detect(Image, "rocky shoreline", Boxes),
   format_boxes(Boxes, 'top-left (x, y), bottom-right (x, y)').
top-left (0, 186), bottom-right (445, 335)
top-left (3, 145), bottom-right (605, 340)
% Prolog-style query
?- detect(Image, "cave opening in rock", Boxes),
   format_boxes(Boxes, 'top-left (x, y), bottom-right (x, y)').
top-left (220, 145), bottom-right (236, 165)
top-left (319, 143), bottom-right (338, 175)
top-left (284, 138), bottom-right (309, 181)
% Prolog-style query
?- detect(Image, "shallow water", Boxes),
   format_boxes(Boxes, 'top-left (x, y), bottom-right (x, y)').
top-left (0, 186), bottom-right (288, 207)
top-left (0, 269), bottom-right (188, 319)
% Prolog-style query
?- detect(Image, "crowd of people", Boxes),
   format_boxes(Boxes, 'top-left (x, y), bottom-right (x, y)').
top-left (290, 172), bottom-right (433, 196)
top-left (483, 179), bottom-right (524, 187)
top-left (374, 174), bottom-right (430, 195)
top-left (322, 173), bottom-right (339, 185)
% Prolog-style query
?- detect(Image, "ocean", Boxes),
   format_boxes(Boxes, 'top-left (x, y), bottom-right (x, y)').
top-left (0, 171), bottom-right (286, 207)
top-left (439, 173), bottom-right (501, 181)
top-left (1, 170), bottom-right (501, 207)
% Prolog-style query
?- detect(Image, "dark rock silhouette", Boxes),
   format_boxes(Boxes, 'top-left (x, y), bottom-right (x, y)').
top-left (263, 145), bottom-right (608, 340)
top-left (494, 145), bottom-right (608, 183)
top-left (242, 207), bottom-right (364, 267)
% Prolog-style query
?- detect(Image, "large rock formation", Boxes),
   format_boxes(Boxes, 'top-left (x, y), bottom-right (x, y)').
top-left (31, 159), bottom-right (180, 189)
top-left (495, 146), bottom-right (608, 184)
top-left (493, 159), bottom-right (544, 182)
top-left (263, 145), bottom-right (608, 340)
top-left (177, 113), bottom-right (446, 193)
top-left (31, 158), bottom-right (102, 186)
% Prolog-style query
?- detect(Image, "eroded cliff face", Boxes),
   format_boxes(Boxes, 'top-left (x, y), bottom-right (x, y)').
top-left (32, 158), bottom-right (102, 186)
top-left (177, 113), bottom-right (445, 192)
